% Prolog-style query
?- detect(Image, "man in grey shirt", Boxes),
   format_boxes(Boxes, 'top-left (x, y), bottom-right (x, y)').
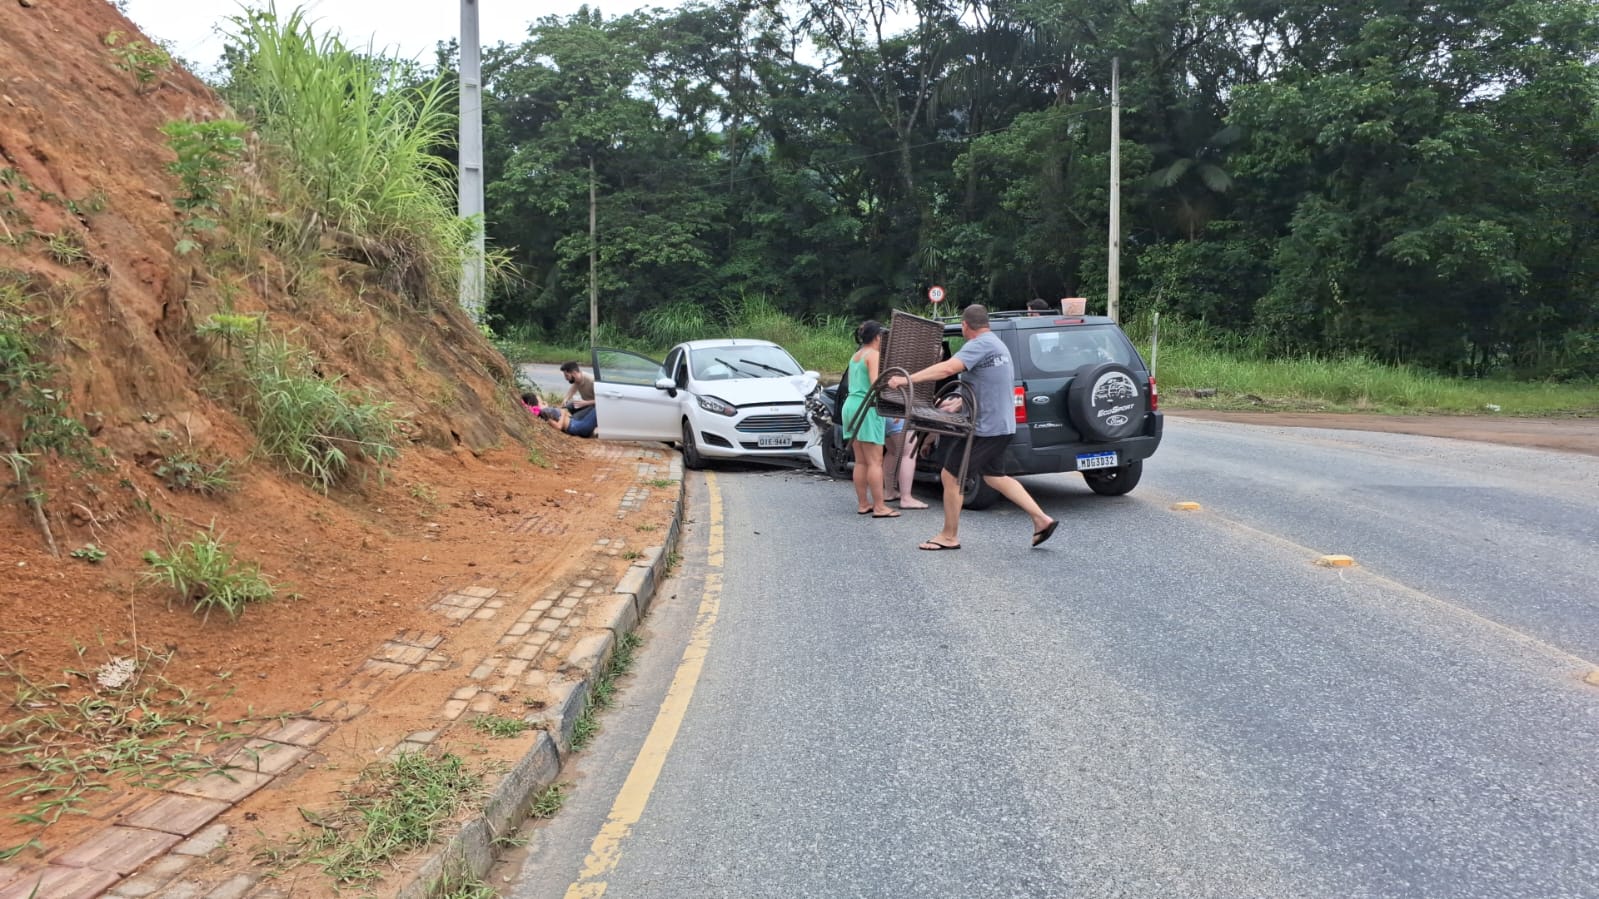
top-left (887, 304), bottom-right (1058, 550)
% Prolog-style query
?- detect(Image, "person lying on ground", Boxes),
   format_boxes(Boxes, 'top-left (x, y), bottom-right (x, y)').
top-left (539, 405), bottom-right (597, 438)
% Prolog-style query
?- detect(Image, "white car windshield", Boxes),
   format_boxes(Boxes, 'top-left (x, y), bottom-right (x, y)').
top-left (690, 346), bottom-right (802, 380)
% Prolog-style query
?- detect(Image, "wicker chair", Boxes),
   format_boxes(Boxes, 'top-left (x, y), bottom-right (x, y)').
top-left (844, 310), bottom-right (979, 490)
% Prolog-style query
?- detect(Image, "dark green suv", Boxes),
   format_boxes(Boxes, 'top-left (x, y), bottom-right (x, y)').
top-left (815, 311), bottom-right (1162, 508)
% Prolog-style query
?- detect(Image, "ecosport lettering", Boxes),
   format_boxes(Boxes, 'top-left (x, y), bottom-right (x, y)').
top-left (1097, 402), bottom-right (1135, 418)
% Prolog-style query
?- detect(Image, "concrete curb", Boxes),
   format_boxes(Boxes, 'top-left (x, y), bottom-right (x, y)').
top-left (395, 458), bottom-right (686, 897)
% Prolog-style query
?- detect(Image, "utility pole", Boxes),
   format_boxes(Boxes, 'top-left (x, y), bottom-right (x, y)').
top-left (1107, 56), bottom-right (1121, 324)
top-left (589, 157), bottom-right (598, 348)
top-left (458, 0), bottom-right (485, 323)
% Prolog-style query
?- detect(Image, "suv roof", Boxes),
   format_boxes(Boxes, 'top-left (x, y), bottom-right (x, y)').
top-left (937, 311), bottom-right (1119, 331)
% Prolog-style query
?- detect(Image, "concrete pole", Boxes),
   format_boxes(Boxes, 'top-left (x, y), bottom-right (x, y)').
top-left (1107, 56), bottom-right (1121, 324)
top-left (589, 157), bottom-right (598, 348)
top-left (458, 0), bottom-right (486, 323)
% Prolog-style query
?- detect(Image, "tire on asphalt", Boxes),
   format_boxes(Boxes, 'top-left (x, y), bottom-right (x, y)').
top-left (681, 418), bottom-right (705, 470)
top-left (821, 425), bottom-right (853, 480)
top-left (959, 470), bottom-right (1000, 510)
top-left (1082, 458), bottom-right (1143, 496)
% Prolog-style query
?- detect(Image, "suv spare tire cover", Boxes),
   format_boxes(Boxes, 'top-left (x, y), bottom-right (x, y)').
top-left (1066, 362), bottom-right (1144, 442)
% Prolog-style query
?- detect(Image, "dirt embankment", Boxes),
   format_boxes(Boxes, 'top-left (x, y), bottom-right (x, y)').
top-left (0, 0), bottom-right (626, 862)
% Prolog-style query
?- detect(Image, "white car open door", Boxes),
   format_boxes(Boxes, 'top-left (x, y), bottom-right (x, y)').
top-left (591, 347), bottom-right (680, 442)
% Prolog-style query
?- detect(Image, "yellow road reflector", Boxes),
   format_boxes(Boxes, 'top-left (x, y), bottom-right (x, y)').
top-left (1316, 554), bottom-right (1357, 568)
top-left (1170, 501), bottom-right (1202, 511)
top-left (1585, 670), bottom-right (1599, 688)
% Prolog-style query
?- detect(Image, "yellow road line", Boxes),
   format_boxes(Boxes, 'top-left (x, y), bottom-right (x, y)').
top-left (1143, 487), bottom-right (1599, 678)
top-left (564, 472), bottom-right (724, 899)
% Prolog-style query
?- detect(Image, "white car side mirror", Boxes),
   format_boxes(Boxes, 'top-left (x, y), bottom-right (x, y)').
top-left (654, 376), bottom-right (676, 391)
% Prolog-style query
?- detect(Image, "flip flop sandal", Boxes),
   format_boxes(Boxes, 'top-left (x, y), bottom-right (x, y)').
top-left (918, 540), bottom-right (961, 551)
top-left (1031, 520), bottom-right (1059, 547)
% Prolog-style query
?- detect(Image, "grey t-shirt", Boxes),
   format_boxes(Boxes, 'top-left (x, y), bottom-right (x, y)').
top-left (954, 330), bottom-right (1015, 437)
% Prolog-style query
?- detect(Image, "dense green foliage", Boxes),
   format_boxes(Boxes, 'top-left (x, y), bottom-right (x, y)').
top-left (451, 1), bottom-right (1598, 380)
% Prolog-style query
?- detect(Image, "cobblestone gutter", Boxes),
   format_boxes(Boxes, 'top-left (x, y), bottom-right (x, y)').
top-left (393, 455), bottom-right (685, 899)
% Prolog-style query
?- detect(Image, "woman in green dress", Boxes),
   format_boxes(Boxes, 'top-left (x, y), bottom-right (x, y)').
top-left (841, 320), bottom-right (898, 517)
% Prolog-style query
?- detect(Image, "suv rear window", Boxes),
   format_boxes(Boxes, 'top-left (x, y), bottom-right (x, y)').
top-left (1019, 326), bottom-right (1138, 377)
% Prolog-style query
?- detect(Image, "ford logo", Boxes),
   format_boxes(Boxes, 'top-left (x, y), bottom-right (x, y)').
top-left (1030, 395), bottom-right (1050, 405)
top-left (1105, 414), bottom-right (1129, 427)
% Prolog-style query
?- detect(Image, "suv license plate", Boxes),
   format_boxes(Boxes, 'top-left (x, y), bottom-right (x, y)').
top-left (758, 434), bottom-right (793, 448)
top-left (1076, 451), bottom-right (1118, 471)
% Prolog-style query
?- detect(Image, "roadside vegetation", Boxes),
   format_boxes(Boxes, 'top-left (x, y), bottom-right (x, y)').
top-left (264, 751), bottom-right (484, 888)
top-left (141, 526), bottom-right (277, 622)
top-left (1124, 313), bottom-right (1599, 415)
top-left (219, 7), bottom-right (482, 306)
top-left (569, 633), bottom-right (642, 751)
top-left (481, 2), bottom-right (1599, 391)
top-left (0, 647), bottom-right (279, 861)
top-left (495, 296), bottom-right (1599, 417)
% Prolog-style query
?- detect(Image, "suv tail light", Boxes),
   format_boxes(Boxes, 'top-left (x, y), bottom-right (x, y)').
top-left (1014, 385), bottom-right (1027, 424)
top-left (1148, 376), bottom-right (1159, 412)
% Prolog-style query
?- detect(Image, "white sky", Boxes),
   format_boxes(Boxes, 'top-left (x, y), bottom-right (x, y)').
top-left (118, 1), bottom-right (664, 75)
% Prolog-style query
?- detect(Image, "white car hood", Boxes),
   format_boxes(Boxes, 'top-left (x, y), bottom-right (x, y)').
top-left (693, 374), bottom-right (817, 406)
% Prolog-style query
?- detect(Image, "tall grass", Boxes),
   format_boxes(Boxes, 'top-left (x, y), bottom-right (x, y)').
top-left (1128, 312), bottom-right (1599, 415)
top-left (142, 527), bottom-right (275, 623)
top-left (222, 4), bottom-right (467, 302)
top-left (243, 333), bottom-right (400, 490)
top-left (629, 295), bottom-right (857, 373)
top-left (637, 303), bottom-right (713, 349)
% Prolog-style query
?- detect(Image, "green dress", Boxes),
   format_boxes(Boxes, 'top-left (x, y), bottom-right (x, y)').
top-left (841, 356), bottom-right (886, 444)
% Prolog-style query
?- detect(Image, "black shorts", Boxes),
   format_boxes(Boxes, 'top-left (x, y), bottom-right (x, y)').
top-left (941, 433), bottom-right (1013, 479)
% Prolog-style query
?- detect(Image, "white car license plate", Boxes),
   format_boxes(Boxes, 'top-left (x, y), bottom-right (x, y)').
top-left (758, 434), bottom-right (793, 448)
top-left (1076, 451), bottom-right (1118, 470)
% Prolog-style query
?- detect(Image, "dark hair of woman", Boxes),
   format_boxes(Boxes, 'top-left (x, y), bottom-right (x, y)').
top-left (855, 319), bottom-right (886, 346)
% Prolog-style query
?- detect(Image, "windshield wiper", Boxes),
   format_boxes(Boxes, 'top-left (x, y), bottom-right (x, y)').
top-left (739, 358), bottom-right (795, 376)
top-left (713, 356), bottom-right (753, 376)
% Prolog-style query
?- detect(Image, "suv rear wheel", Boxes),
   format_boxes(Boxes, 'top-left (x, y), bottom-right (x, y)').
top-left (958, 471), bottom-right (1000, 510)
top-left (1082, 459), bottom-right (1142, 496)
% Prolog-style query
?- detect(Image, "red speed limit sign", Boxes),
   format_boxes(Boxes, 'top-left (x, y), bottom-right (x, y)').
top-left (927, 285), bottom-right (946, 303)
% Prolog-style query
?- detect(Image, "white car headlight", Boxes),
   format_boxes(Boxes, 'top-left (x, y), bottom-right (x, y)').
top-left (696, 394), bottom-right (737, 417)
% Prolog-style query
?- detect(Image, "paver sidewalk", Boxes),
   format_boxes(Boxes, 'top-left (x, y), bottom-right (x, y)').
top-left (0, 444), bottom-right (684, 899)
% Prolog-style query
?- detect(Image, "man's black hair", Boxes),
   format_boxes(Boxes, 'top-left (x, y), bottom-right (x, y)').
top-left (560, 361), bottom-right (581, 374)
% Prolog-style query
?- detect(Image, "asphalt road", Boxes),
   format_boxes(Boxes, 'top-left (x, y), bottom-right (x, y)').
top-left (518, 362), bottom-right (570, 400)
top-left (505, 420), bottom-right (1599, 899)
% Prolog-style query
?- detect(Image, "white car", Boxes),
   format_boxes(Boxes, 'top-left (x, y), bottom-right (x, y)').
top-left (591, 339), bottom-right (820, 469)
